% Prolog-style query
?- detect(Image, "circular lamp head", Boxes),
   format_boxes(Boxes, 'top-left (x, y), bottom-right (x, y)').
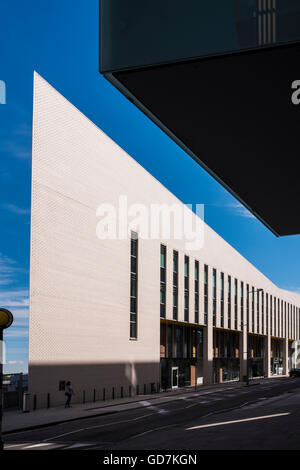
top-left (0, 308), bottom-right (13, 329)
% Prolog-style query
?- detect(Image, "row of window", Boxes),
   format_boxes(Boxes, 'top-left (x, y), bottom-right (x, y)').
top-left (129, 236), bottom-right (300, 340)
top-left (158, 244), bottom-right (300, 340)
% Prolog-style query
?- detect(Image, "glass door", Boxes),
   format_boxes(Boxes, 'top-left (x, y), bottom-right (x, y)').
top-left (172, 367), bottom-right (179, 389)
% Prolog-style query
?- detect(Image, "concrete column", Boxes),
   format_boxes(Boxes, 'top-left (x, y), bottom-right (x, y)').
top-left (239, 283), bottom-right (247, 381)
top-left (177, 251), bottom-right (184, 323)
top-left (240, 325), bottom-right (248, 381)
top-left (199, 261), bottom-right (204, 326)
top-left (283, 337), bottom-right (289, 375)
top-left (189, 256), bottom-right (195, 324)
top-left (264, 335), bottom-right (271, 377)
top-left (166, 246), bottom-right (173, 321)
top-left (203, 266), bottom-right (213, 385)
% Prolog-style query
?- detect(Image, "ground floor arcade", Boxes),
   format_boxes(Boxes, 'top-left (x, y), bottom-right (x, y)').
top-left (160, 321), bottom-right (296, 389)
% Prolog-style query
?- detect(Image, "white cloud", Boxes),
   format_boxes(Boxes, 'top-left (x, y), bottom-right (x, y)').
top-left (6, 360), bottom-right (24, 365)
top-left (2, 203), bottom-right (30, 216)
top-left (212, 201), bottom-right (255, 219)
top-left (1, 142), bottom-right (31, 159)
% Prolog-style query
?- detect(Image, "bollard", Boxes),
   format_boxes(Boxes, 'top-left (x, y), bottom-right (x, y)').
top-left (93, 389), bottom-right (96, 402)
top-left (112, 387), bottom-right (115, 400)
top-left (121, 386), bottom-right (124, 398)
top-left (144, 384), bottom-right (147, 395)
top-left (47, 393), bottom-right (50, 409)
top-left (33, 394), bottom-right (37, 411)
top-left (136, 385), bottom-right (139, 396)
top-left (103, 388), bottom-right (106, 401)
top-left (22, 392), bottom-right (30, 413)
top-left (129, 385), bottom-right (132, 397)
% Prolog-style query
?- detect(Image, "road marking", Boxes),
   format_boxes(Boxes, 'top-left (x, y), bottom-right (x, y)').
top-left (128, 424), bottom-right (174, 440)
top-left (23, 443), bottom-right (54, 449)
top-left (66, 443), bottom-right (95, 449)
top-left (5, 443), bottom-right (30, 449)
top-left (185, 400), bottom-right (209, 409)
top-left (44, 412), bottom-right (156, 441)
top-left (186, 412), bottom-right (290, 431)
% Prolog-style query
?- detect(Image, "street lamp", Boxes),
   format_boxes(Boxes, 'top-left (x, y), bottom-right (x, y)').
top-left (0, 308), bottom-right (14, 452)
top-left (241, 288), bottom-right (264, 386)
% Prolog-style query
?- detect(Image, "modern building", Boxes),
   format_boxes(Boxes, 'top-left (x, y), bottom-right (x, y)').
top-left (28, 73), bottom-right (300, 409)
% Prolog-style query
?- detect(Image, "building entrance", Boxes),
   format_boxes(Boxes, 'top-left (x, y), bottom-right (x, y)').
top-left (172, 367), bottom-right (179, 389)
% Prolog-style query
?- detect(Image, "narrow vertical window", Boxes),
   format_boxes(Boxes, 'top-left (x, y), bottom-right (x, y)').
top-left (241, 282), bottom-right (244, 330)
top-left (234, 279), bottom-right (238, 330)
top-left (252, 287), bottom-right (255, 332)
top-left (270, 295), bottom-right (273, 336)
top-left (278, 298), bottom-right (280, 337)
top-left (261, 291), bottom-right (264, 335)
top-left (274, 297), bottom-right (277, 337)
top-left (184, 256), bottom-right (189, 322)
top-left (281, 300), bottom-right (283, 337)
top-left (213, 269), bottom-right (217, 327)
top-left (266, 293), bottom-right (269, 335)
top-left (220, 273), bottom-right (224, 328)
top-left (160, 245), bottom-right (166, 319)
top-left (246, 284), bottom-right (249, 332)
top-left (204, 265), bottom-right (208, 325)
top-left (195, 261), bottom-right (199, 324)
top-left (257, 289), bottom-right (260, 334)
top-left (173, 251), bottom-right (178, 321)
top-left (130, 232), bottom-right (138, 339)
top-left (228, 276), bottom-right (232, 329)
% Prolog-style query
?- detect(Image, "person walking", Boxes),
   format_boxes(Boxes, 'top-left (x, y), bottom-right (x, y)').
top-left (65, 381), bottom-right (74, 408)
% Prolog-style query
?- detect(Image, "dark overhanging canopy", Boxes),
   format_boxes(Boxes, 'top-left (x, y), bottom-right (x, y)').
top-left (99, 0), bottom-right (300, 237)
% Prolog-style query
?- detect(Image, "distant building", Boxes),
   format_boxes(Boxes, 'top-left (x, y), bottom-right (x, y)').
top-left (28, 73), bottom-right (300, 409)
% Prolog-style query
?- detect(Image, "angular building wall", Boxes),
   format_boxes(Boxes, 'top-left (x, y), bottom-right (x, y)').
top-left (29, 73), bottom-right (300, 408)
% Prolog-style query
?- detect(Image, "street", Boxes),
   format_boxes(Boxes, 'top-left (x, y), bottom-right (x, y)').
top-left (4, 377), bottom-right (300, 450)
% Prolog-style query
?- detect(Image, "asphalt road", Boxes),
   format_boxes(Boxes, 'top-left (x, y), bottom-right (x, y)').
top-left (4, 377), bottom-right (300, 450)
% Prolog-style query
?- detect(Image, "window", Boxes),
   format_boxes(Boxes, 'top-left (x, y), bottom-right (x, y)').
top-left (241, 282), bottom-right (244, 329)
top-left (257, 290), bottom-right (260, 334)
top-left (270, 295), bottom-right (273, 336)
top-left (261, 291), bottom-right (264, 335)
top-left (246, 284), bottom-right (249, 332)
top-left (173, 251), bottom-right (178, 320)
top-left (184, 256), bottom-right (189, 322)
top-left (160, 245), bottom-right (166, 319)
top-left (130, 232), bottom-right (138, 339)
top-left (195, 261), bottom-right (199, 324)
top-left (213, 269), bottom-right (217, 327)
top-left (274, 297), bottom-right (277, 337)
top-left (204, 265), bottom-right (208, 325)
top-left (252, 287), bottom-right (255, 332)
top-left (266, 293), bottom-right (269, 335)
top-left (220, 273), bottom-right (224, 328)
top-left (228, 276), bottom-right (231, 329)
top-left (234, 278), bottom-right (238, 330)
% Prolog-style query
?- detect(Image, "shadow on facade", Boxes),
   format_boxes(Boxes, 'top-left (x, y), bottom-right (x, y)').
top-left (28, 361), bottom-right (161, 410)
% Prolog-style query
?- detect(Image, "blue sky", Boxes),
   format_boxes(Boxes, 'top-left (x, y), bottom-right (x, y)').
top-left (0, 0), bottom-right (299, 374)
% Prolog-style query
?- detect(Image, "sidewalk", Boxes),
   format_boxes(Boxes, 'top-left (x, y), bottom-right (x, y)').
top-left (3, 376), bottom-right (288, 434)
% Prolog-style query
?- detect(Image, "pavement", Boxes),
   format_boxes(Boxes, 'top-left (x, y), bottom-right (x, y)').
top-left (2, 376), bottom-right (285, 434)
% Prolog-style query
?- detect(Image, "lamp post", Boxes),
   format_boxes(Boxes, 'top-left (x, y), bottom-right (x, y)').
top-left (0, 308), bottom-right (14, 452)
top-left (241, 288), bottom-right (264, 386)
